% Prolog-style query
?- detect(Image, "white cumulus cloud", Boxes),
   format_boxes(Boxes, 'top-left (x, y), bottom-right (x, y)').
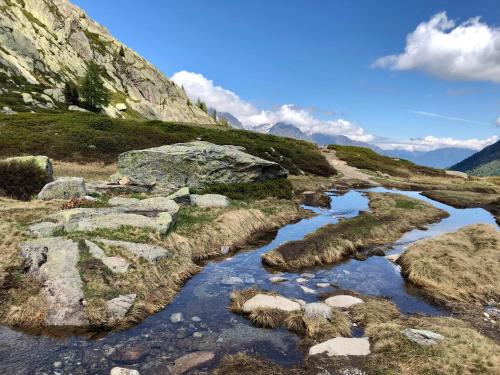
top-left (373, 12), bottom-right (500, 82)
top-left (376, 135), bottom-right (498, 152)
top-left (171, 70), bottom-right (373, 141)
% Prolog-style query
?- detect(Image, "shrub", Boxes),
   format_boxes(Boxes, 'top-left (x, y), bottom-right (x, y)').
top-left (0, 160), bottom-right (50, 200)
top-left (197, 178), bottom-right (294, 200)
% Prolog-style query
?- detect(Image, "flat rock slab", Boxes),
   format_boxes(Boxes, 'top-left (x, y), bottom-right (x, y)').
top-left (304, 302), bottom-right (333, 319)
top-left (242, 294), bottom-right (302, 313)
top-left (111, 141), bottom-right (288, 193)
top-left (404, 329), bottom-right (445, 346)
top-left (110, 368), bottom-right (139, 375)
top-left (171, 351), bottom-right (215, 374)
top-left (108, 197), bottom-right (140, 206)
top-left (84, 240), bottom-right (129, 273)
top-left (107, 294), bottom-right (136, 321)
top-left (309, 337), bottom-right (371, 356)
top-left (325, 295), bottom-right (364, 309)
top-left (20, 238), bottom-right (87, 326)
top-left (98, 239), bottom-right (170, 263)
top-left (113, 197), bottom-right (180, 217)
top-left (190, 194), bottom-right (229, 208)
top-left (38, 177), bottom-right (86, 200)
top-left (26, 222), bottom-right (63, 237)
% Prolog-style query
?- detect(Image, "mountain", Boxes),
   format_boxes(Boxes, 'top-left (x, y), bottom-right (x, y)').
top-left (267, 122), bottom-right (312, 141)
top-left (383, 148), bottom-right (476, 169)
top-left (0, 0), bottom-right (214, 124)
top-left (208, 109), bottom-right (244, 129)
top-left (450, 140), bottom-right (500, 176)
top-left (311, 133), bottom-right (383, 152)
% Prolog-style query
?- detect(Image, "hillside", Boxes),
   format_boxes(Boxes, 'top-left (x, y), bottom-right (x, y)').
top-left (0, 112), bottom-right (336, 176)
top-left (383, 148), bottom-right (476, 169)
top-left (451, 140), bottom-right (500, 176)
top-left (0, 0), bottom-right (214, 124)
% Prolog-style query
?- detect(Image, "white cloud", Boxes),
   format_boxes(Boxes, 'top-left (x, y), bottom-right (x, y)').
top-left (171, 70), bottom-right (373, 141)
top-left (496, 117), bottom-right (500, 126)
top-left (373, 12), bottom-right (500, 83)
top-left (375, 135), bottom-right (498, 152)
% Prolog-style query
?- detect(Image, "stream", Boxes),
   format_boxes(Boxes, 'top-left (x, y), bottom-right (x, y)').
top-left (0, 187), bottom-right (497, 374)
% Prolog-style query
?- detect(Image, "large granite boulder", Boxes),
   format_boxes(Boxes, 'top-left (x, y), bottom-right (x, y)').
top-left (111, 141), bottom-right (288, 193)
top-left (38, 177), bottom-right (86, 200)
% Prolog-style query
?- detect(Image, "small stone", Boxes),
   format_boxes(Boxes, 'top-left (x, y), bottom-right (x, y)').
top-left (301, 273), bottom-right (315, 279)
top-left (191, 316), bottom-right (202, 322)
top-left (296, 277), bottom-right (308, 283)
top-left (316, 283), bottom-right (330, 288)
top-left (269, 276), bottom-right (287, 283)
top-left (116, 103), bottom-right (127, 111)
top-left (109, 346), bottom-right (147, 363)
top-left (309, 337), bottom-right (371, 356)
top-left (171, 351), bottom-right (215, 374)
top-left (300, 286), bottom-right (317, 294)
top-left (110, 368), bottom-right (139, 375)
top-left (483, 312), bottom-right (490, 318)
top-left (403, 329), bottom-right (445, 346)
top-left (193, 332), bottom-right (203, 338)
top-left (171, 313), bottom-right (183, 324)
top-left (107, 294), bottom-right (136, 321)
top-left (242, 294), bottom-right (301, 312)
top-left (53, 361), bottom-right (62, 368)
top-left (220, 246), bottom-right (230, 255)
top-left (325, 295), bottom-right (364, 309)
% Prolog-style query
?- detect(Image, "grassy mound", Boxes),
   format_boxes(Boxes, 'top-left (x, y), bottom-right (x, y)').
top-left (398, 224), bottom-right (500, 306)
top-left (0, 112), bottom-right (336, 176)
top-left (328, 145), bottom-right (446, 178)
top-left (262, 192), bottom-right (449, 271)
top-left (0, 159), bottom-right (50, 200)
top-left (196, 178), bottom-right (293, 201)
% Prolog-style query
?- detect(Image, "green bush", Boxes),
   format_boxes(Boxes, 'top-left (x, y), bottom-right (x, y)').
top-left (197, 178), bottom-right (294, 201)
top-left (0, 112), bottom-right (336, 177)
top-left (0, 160), bottom-right (50, 200)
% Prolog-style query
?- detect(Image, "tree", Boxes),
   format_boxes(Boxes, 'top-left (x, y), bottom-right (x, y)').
top-left (80, 62), bottom-right (110, 112)
top-left (212, 108), bottom-right (217, 121)
top-left (63, 81), bottom-right (79, 106)
top-left (196, 98), bottom-right (207, 113)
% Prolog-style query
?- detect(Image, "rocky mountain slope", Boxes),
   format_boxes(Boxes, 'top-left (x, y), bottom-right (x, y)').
top-left (451, 140), bottom-right (500, 176)
top-left (0, 0), bottom-right (214, 123)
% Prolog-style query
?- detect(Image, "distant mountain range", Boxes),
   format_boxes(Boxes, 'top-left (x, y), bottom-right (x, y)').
top-left (451, 140), bottom-right (500, 176)
top-left (209, 109), bottom-right (245, 129)
top-left (222, 117), bottom-right (485, 170)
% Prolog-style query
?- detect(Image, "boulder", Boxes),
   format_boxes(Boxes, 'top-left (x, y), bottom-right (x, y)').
top-left (107, 294), bottom-right (136, 321)
top-left (116, 103), bottom-right (127, 111)
top-left (171, 351), bottom-right (215, 374)
top-left (403, 329), bottom-right (444, 346)
top-left (110, 368), bottom-right (139, 375)
top-left (68, 105), bottom-right (90, 112)
top-left (26, 222), bottom-right (63, 237)
top-left (309, 337), bottom-right (371, 356)
top-left (242, 294), bottom-right (301, 313)
top-left (190, 194), bottom-right (229, 208)
top-left (21, 92), bottom-right (33, 104)
top-left (97, 239), bottom-right (170, 263)
top-left (325, 295), bottom-right (364, 309)
top-left (170, 312), bottom-right (183, 323)
top-left (38, 177), bottom-right (86, 200)
top-left (304, 302), bottom-right (333, 319)
top-left (111, 141), bottom-right (288, 192)
top-left (4, 155), bottom-right (53, 180)
top-left (19, 238), bottom-right (88, 326)
top-left (166, 187), bottom-right (191, 204)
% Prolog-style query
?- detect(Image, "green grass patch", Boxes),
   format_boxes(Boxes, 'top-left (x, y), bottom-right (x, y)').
top-left (173, 206), bottom-right (218, 233)
top-left (0, 112), bottom-right (335, 176)
top-left (196, 178), bottom-right (293, 201)
top-left (395, 199), bottom-right (419, 209)
top-left (328, 145), bottom-right (446, 178)
top-left (0, 159), bottom-right (50, 200)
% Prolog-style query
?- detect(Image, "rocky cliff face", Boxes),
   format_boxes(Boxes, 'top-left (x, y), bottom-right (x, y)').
top-left (0, 0), bottom-right (214, 123)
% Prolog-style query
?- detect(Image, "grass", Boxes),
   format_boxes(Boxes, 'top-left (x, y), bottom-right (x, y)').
top-left (262, 192), bottom-right (449, 271)
top-left (398, 224), bottom-right (500, 306)
top-left (52, 161), bottom-right (117, 181)
top-left (196, 178), bottom-right (294, 201)
top-left (0, 112), bottom-right (336, 176)
top-left (0, 159), bottom-right (50, 200)
top-left (328, 145), bottom-right (446, 178)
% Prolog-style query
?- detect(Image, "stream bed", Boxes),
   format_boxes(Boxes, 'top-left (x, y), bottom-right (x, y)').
top-left (0, 188), bottom-right (497, 374)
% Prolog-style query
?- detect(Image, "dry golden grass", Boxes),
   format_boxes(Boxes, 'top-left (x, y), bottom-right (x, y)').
top-left (399, 224), bottom-right (500, 306)
top-left (0, 197), bottom-right (60, 327)
top-left (213, 353), bottom-right (286, 375)
top-left (262, 192), bottom-right (449, 271)
top-left (249, 308), bottom-right (288, 329)
top-left (350, 297), bottom-right (400, 326)
top-left (366, 316), bottom-right (500, 375)
top-left (229, 287), bottom-right (278, 314)
top-left (52, 161), bottom-right (117, 181)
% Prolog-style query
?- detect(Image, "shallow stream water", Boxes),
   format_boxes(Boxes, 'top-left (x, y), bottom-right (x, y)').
top-left (0, 188), bottom-right (497, 374)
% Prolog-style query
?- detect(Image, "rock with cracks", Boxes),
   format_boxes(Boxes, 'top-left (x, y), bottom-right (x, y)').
top-left (309, 337), bottom-right (371, 356)
top-left (19, 238), bottom-right (88, 326)
top-left (403, 329), bottom-right (445, 346)
top-left (38, 177), bottom-right (86, 200)
top-left (107, 294), bottom-right (136, 321)
top-left (97, 239), bottom-right (170, 263)
top-left (111, 141), bottom-right (289, 193)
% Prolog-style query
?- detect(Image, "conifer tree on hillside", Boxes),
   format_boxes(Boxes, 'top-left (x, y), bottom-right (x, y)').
top-left (63, 81), bottom-right (79, 106)
top-left (80, 62), bottom-right (110, 112)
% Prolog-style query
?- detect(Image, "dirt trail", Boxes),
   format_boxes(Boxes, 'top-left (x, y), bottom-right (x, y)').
top-left (321, 148), bottom-right (378, 184)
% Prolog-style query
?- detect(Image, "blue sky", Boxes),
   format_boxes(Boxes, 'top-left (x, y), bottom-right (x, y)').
top-left (73, 0), bottom-right (499, 151)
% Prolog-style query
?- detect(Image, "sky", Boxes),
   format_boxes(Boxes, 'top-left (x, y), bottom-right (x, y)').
top-left (73, 0), bottom-right (499, 151)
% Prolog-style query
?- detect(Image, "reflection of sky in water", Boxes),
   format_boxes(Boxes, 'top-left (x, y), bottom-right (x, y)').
top-left (0, 188), bottom-right (497, 374)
